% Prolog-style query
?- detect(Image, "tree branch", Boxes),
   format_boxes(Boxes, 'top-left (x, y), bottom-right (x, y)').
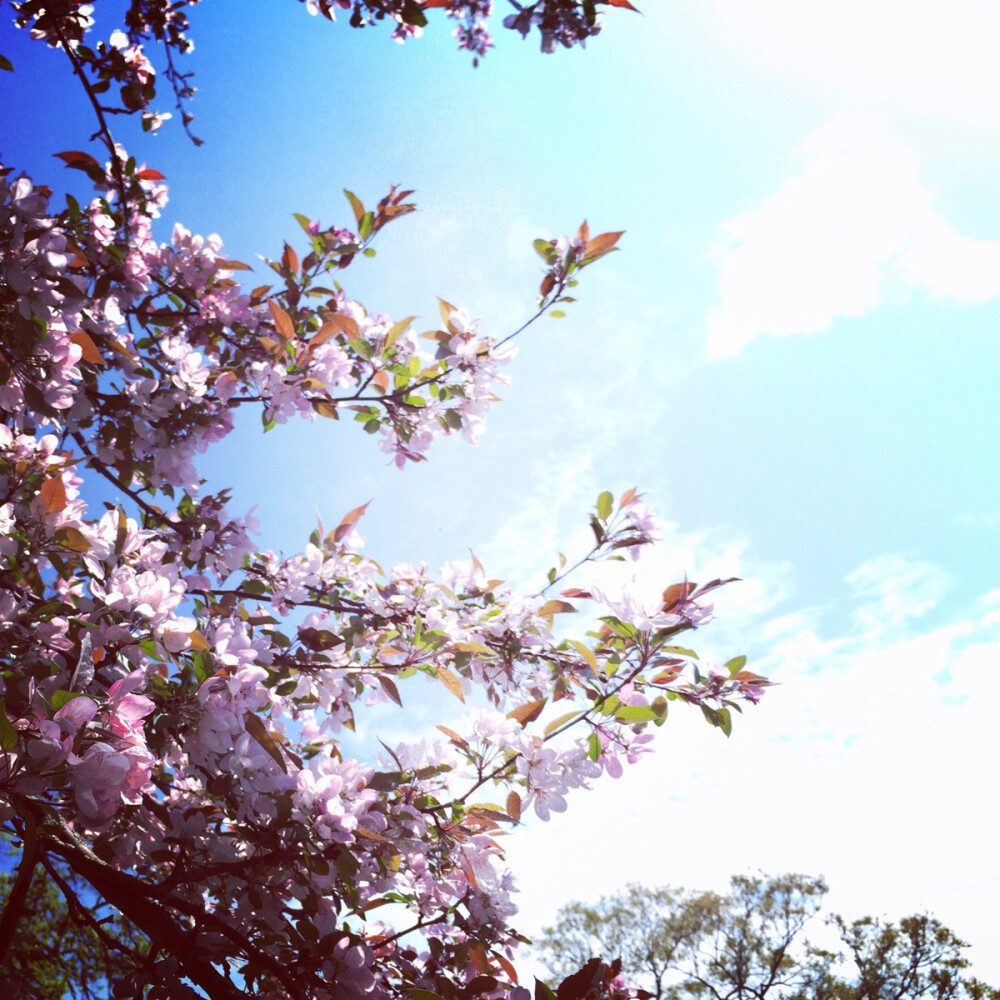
top-left (0, 811), bottom-right (39, 966)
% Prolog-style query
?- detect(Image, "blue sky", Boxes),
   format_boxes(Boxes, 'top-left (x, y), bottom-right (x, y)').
top-left (4, 0), bottom-right (1000, 979)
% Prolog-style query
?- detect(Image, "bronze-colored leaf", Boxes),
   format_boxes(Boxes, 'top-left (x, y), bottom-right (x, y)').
top-left (40, 476), bottom-right (67, 513)
top-left (435, 724), bottom-right (469, 749)
top-left (54, 150), bottom-right (99, 168)
top-left (267, 299), bottom-right (295, 341)
top-left (322, 313), bottom-right (360, 341)
top-left (54, 526), bottom-right (90, 553)
top-left (243, 711), bottom-right (288, 774)
top-left (378, 674), bottom-right (403, 707)
top-left (311, 399), bottom-right (339, 419)
top-left (70, 331), bottom-right (104, 365)
top-left (332, 500), bottom-right (370, 543)
top-left (507, 697), bottom-right (546, 726)
top-left (506, 791), bottom-right (521, 823)
top-left (584, 230), bottom-right (624, 258)
top-left (437, 666), bottom-right (465, 703)
top-left (537, 599), bottom-right (576, 617)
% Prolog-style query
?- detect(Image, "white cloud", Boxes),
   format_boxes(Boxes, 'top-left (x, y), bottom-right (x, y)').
top-left (697, 0), bottom-right (1000, 125)
top-left (504, 547), bottom-right (1000, 983)
top-left (706, 115), bottom-right (1000, 357)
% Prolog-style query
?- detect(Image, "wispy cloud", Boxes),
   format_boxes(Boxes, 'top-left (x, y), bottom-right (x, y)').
top-left (706, 115), bottom-right (1000, 357)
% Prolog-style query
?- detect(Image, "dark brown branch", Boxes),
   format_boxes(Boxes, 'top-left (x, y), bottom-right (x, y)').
top-left (39, 853), bottom-right (141, 959)
top-left (0, 811), bottom-right (39, 965)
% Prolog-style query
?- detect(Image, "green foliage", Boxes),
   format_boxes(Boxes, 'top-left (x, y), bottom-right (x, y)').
top-left (0, 840), bottom-right (146, 1000)
top-left (534, 874), bottom-right (998, 1000)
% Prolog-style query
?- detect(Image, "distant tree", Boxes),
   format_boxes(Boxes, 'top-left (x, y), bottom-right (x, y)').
top-left (535, 876), bottom-right (998, 1000)
top-left (0, 839), bottom-right (145, 1000)
top-left (534, 884), bottom-right (712, 997)
top-left (832, 913), bottom-right (999, 1000)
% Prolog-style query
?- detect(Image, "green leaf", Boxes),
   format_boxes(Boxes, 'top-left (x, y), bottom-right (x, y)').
top-left (399, 1), bottom-right (428, 27)
top-left (51, 690), bottom-right (88, 710)
top-left (533, 239), bottom-right (558, 264)
top-left (368, 770), bottom-right (406, 792)
top-left (549, 309), bottom-right (565, 318)
top-left (587, 731), bottom-right (601, 762)
top-left (725, 654), bottom-right (747, 676)
top-left (615, 704), bottom-right (657, 724)
top-left (700, 703), bottom-right (732, 737)
top-left (409, 990), bottom-right (447, 1000)
top-left (596, 490), bottom-right (613, 521)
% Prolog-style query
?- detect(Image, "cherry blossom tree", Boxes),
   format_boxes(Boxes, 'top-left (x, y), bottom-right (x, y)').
top-left (0, 2), bottom-right (770, 998)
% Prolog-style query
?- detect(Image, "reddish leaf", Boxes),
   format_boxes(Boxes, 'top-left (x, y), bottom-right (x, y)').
top-left (281, 242), bottom-right (299, 274)
top-left (560, 588), bottom-right (592, 599)
top-left (652, 666), bottom-right (684, 685)
top-left (333, 501), bottom-right (370, 543)
top-left (54, 150), bottom-right (100, 168)
top-left (604, 0), bottom-right (639, 9)
top-left (496, 953), bottom-right (519, 985)
top-left (321, 313), bottom-right (361, 341)
top-left (267, 299), bottom-right (295, 341)
top-left (584, 230), bottom-right (624, 258)
top-left (576, 219), bottom-right (590, 244)
top-left (618, 485), bottom-right (638, 509)
top-left (63, 237), bottom-right (88, 269)
top-left (506, 791), bottom-right (521, 824)
top-left (135, 168), bottom-right (166, 181)
top-left (378, 674), bottom-right (403, 707)
top-left (469, 942), bottom-right (490, 975)
top-left (539, 272), bottom-right (555, 298)
top-left (436, 724), bottom-right (469, 749)
top-left (218, 258), bottom-right (253, 271)
top-left (244, 712), bottom-right (288, 774)
top-left (662, 581), bottom-right (695, 611)
top-left (70, 331), bottom-right (103, 365)
top-left (537, 599), bottom-right (576, 617)
top-left (507, 698), bottom-right (546, 726)
top-left (40, 476), bottom-right (67, 513)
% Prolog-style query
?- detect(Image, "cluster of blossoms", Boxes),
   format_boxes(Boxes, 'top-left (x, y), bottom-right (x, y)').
top-left (0, 3), bottom-right (765, 1000)
top-left (299, 0), bottom-right (633, 61)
